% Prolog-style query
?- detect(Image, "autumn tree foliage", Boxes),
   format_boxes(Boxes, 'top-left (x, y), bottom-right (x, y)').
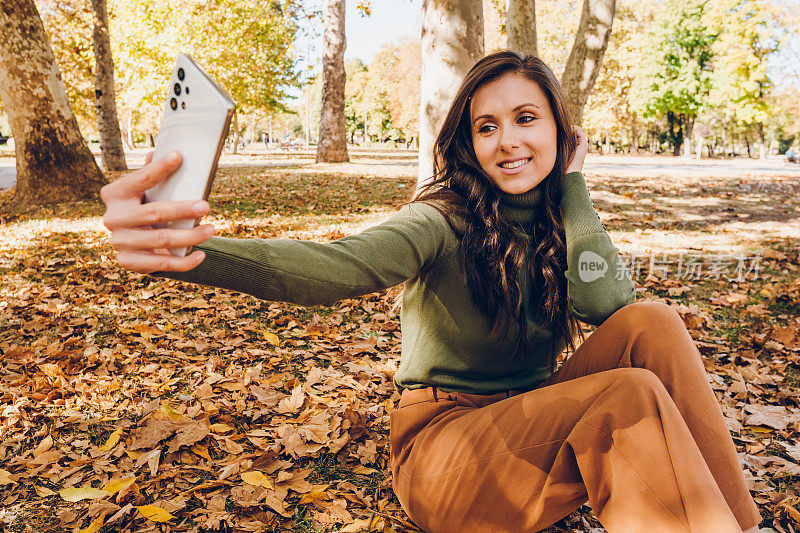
top-left (0, 0), bottom-right (106, 206)
top-left (38, 0), bottom-right (302, 146)
top-left (629, 0), bottom-right (714, 156)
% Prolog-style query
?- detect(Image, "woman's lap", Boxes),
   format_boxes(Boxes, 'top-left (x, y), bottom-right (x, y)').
top-left (389, 302), bottom-right (759, 532)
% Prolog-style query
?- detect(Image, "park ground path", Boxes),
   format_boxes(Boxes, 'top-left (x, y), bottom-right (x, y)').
top-left (1, 146), bottom-right (800, 191)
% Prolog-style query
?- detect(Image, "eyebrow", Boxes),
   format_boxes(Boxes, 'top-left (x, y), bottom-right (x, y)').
top-left (472, 103), bottom-right (542, 125)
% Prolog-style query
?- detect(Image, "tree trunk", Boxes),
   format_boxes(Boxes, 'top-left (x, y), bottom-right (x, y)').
top-left (232, 110), bottom-right (239, 154)
top-left (757, 122), bottom-right (767, 159)
top-left (695, 135), bottom-right (703, 160)
top-left (0, 0), bottom-right (105, 206)
top-left (91, 0), bottom-right (126, 171)
top-left (316, 0), bottom-right (348, 163)
top-left (418, 0), bottom-right (484, 186)
top-left (560, 0), bottom-right (616, 125)
top-left (507, 0), bottom-right (537, 56)
top-left (682, 116), bottom-right (694, 158)
top-left (743, 132), bottom-right (751, 158)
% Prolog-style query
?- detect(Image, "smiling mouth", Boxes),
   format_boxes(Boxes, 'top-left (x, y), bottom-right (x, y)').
top-left (498, 157), bottom-right (531, 169)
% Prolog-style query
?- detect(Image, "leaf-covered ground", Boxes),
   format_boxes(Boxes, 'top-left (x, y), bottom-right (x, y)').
top-left (1, 150), bottom-right (800, 532)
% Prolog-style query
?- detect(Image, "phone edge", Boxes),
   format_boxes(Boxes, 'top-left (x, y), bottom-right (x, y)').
top-left (183, 104), bottom-right (236, 257)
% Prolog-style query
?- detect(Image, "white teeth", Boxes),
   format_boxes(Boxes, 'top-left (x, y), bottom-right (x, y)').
top-left (499, 158), bottom-right (530, 169)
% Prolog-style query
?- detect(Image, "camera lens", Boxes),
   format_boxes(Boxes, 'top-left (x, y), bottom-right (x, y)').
top-left (181, 101), bottom-right (186, 109)
top-left (170, 97), bottom-right (178, 110)
top-left (177, 67), bottom-right (185, 81)
top-left (185, 86), bottom-right (189, 94)
top-left (174, 83), bottom-right (181, 96)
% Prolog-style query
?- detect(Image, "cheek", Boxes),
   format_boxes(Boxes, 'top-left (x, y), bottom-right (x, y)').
top-left (472, 137), bottom-right (494, 169)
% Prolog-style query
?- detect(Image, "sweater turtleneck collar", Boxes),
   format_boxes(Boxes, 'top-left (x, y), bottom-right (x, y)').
top-left (498, 181), bottom-right (546, 227)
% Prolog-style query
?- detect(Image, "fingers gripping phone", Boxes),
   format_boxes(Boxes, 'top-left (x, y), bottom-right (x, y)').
top-left (144, 53), bottom-right (235, 257)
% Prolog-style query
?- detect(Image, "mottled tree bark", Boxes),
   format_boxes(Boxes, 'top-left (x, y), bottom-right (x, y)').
top-left (507, 0), bottom-right (537, 56)
top-left (418, 0), bottom-right (483, 186)
top-left (560, 0), bottom-right (616, 126)
top-left (0, 0), bottom-right (105, 206)
top-left (91, 0), bottom-right (126, 171)
top-left (316, 0), bottom-right (348, 163)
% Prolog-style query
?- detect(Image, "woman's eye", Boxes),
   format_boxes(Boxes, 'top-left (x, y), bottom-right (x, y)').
top-left (519, 115), bottom-right (536, 124)
top-left (478, 124), bottom-right (495, 133)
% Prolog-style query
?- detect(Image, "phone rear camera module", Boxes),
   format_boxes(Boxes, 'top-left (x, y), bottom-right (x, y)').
top-left (181, 101), bottom-right (186, 109)
top-left (173, 83), bottom-right (181, 96)
top-left (177, 67), bottom-right (185, 81)
top-left (170, 97), bottom-right (178, 110)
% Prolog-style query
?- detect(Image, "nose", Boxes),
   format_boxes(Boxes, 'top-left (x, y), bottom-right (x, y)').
top-left (498, 128), bottom-right (520, 152)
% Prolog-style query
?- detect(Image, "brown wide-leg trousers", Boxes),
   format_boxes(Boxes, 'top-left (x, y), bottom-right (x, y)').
top-left (389, 302), bottom-right (762, 533)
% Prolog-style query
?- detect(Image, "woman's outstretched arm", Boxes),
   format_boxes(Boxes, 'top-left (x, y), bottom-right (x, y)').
top-left (155, 202), bottom-right (457, 305)
top-left (101, 152), bottom-right (458, 306)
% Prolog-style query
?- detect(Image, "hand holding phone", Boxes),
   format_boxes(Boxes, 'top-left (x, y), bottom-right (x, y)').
top-left (101, 151), bottom-right (215, 274)
top-left (144, 54), bottom-right (235, 256)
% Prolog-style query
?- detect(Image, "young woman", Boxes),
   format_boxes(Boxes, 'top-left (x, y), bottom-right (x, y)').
top-left (101, 51), bottom-right (762, 532)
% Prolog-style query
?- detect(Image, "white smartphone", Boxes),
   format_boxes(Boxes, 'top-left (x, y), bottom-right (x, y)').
top-left (144, 53), bottom-right (235, 257)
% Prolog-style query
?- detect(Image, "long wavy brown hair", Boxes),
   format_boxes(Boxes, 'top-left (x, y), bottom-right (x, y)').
top-left (408, 50), bottom-right (584, 372)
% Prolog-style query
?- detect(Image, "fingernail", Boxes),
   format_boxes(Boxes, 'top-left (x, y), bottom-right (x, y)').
top-left (193, 201), bottom-right (208, 214)
top-left (167, 151), bottom-right (181, 163)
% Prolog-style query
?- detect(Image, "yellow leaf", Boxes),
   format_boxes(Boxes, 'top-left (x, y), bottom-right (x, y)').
top-left (191, 444), bottom-right (211, 461)
top-left (99, 427), bottom-right (123, 451)
top-left (263, 331), bottom-right (280, 346)
top-left (136, 504), bottom-right (176, 522)
top-left (79, 514), bottom-right (106, 533)
top-left (240, 470), bottom-right (274, 489)
top-left (0, 469), bottom-right (14, 485)
top-left (210, 423), bottom-right (235, 433)
top-left (125, 449), bottom-right (142, 461)
top-left (59, 486), bottom-right (109, 502)
top-left (298, 485), bottom-right (330, 505)
top-left (102, 476), bottom-right (136, 494)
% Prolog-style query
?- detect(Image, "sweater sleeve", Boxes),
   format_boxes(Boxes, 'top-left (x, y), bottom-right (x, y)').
top-left (561, 172), bottom-right (636, 325)
top-left (151, 202), bottom-right (458, 306)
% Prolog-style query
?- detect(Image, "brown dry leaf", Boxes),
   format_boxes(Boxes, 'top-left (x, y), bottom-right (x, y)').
top-left (342, 337), bottom-right (378, 356)
top-left (129, 406), bottom-right (209, 452)
top-left (276, 384), bottom-right (305, 413)
top-left (339, 517), bottom-right (372, 532)
top-left (0, 469), bottom-right (15, 485)
top-left (250, 385), bottom-right (284, 407)
top-left (743, 404), bottom-right (800, 431)
top-left (672, 303), bottom-right (710, 330)
top-left (770, 325), bottom-right (798, 348)
top-left (710, 292), bottom-right (749, 307)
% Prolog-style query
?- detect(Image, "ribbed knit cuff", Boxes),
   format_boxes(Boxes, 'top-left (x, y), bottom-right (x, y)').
top-left (151, 237), bottom-right (275, 299)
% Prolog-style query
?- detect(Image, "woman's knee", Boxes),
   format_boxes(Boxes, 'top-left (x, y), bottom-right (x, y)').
top-left (611, 301), bottom-right (683, 330)
top-left (602, 368), bottom-right (674, 414)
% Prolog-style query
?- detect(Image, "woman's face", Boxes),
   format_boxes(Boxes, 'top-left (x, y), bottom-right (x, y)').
top-left (469, 73), bottom-right (558, 195)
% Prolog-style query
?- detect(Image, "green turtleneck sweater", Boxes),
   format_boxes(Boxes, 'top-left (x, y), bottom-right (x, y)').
top-left (155, 172), bottom-right (635, 394)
